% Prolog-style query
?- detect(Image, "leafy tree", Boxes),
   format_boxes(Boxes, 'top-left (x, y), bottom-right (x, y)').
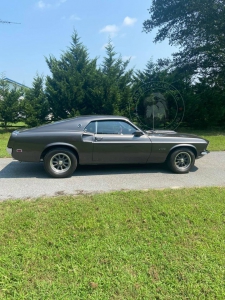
top-left (45, 31), bottom-right (100, 120)
top-left (143, 0), bottom-right (225, 129)
top-left (0, 77), bottom-right (23, 127)
top-left (21, 75), bottom-right (49, 127)
top-left (185, 79), bottom-right (225, 128)
top-left (143, 0), bottom-right (225, 81)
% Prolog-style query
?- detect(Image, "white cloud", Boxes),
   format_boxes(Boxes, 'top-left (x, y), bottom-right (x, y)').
top-left (123, 55), bottom-right (136, 61)
top-left (123, 16), bottom-right (137, 26)
top-left (37, 0), bottom-right (67, 9)
top-left (69, 14), bottom-right (81, 21)
top-left (56, 0), bottom-right (67, 7)
top-left (100, 17), bottom-right (137, 39)
top-left (37, 1), bottom-right (49, 9)
top-left (100, 25), bottom-right (120, 37)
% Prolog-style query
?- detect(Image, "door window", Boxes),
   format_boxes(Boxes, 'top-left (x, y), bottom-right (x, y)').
top-left (96, 120), bottom-right (137, 135)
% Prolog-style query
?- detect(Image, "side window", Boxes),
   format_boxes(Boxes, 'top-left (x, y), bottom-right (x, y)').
top-left (97, 121), bottom-right (121, 134)
top-left (96, 120), bottom-right (137, 135)
top-left (84, 121), bottom-right (96, 133)
top-left (119, 121), bottom-right (137, 135)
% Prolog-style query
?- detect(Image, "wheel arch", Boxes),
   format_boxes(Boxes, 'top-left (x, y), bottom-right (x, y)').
top-left (166, 144), bottom-right (197, 161)
top-left (41, 143), bottom-right (80, 163)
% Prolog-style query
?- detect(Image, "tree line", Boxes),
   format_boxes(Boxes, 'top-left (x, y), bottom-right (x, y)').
top-left (1, 0), bottom-right (225, 129)
top-left (0, 33), bottom-right (134, 128)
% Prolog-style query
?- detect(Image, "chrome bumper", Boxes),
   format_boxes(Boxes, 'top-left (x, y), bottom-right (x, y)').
top-left (197, 150), bottom-right (210, 159)
top-left (201, 150), bottom-right (210, 156)
top-left (6, 147), bottom-right (12, 155)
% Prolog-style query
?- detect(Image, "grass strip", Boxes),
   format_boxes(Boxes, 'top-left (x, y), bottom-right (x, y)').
top-left (178, 129), bottom-right (225, 151)
top-left (0, 188), bottom-right (225, 299)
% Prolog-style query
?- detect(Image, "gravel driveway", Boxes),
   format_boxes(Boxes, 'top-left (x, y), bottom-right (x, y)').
top-left (0, 152), bottom-right (225, 201)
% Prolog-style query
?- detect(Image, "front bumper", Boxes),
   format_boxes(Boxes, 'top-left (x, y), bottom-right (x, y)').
top-left (201, 150), bottom-right (210, 156)
top-left (197, 150), bottom-right (210, 159)
top-left (6, 147), bottom-right (12, 155)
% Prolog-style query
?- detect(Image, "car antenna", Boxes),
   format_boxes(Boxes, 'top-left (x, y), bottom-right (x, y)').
top-left (0, 19), bottom-right (21, 24)
top-left (152, 97), bottom-right (155, 132)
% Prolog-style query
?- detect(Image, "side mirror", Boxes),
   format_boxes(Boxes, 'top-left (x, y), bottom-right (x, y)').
top-left (133, 130), bottom-right (143, 137)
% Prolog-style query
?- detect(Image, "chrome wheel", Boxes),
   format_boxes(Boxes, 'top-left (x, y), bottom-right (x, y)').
top-left (50, 153), bottom-right (71, 174)
top-left (168, 148), bottom-right (195, 174)
top-left (174, 152), bottom-right (191, 170)
top-left (44, 148), bottom-right (77, 178)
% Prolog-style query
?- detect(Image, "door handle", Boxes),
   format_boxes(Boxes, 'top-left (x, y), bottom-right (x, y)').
top-left (95, 137), bottom-right (103, 141)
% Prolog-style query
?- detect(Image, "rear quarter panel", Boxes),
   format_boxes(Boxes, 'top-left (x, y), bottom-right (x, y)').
top-left (9, 131), bottom-right (90, 162)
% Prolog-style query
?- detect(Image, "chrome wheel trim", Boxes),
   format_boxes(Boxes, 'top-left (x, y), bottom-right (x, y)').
top-left (174, 152), bottom-right (191, 170)
top-left (50, 153), bottom-right (71, 174)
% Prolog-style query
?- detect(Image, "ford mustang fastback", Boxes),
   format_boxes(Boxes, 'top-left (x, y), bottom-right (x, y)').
top-left (7, 115), bottom-right (209, 178)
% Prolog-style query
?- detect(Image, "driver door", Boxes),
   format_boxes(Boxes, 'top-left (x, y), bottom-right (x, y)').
top-left (92, 120), bottom-right (151, 163)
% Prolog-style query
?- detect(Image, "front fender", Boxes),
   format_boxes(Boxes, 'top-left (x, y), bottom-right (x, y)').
top-left (168, 144), bottom-right (197, 158)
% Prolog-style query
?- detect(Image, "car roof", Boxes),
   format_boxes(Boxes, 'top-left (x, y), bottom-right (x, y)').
top-left (72, 115), bottom-right (129, 121)
top-left (57, 115), bottom-right (131, 130)
top-left (27, 115), bottom-right (131, 132)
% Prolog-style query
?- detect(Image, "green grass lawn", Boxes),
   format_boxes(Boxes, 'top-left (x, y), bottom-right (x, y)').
top-left (0, 188), bottom-right (225, 299)
top-left (178, 129), bottom-right (225, 151)
top-left (0, 131), bottom-right (12, 158)
top-left (0, 130), bottom-right (14, 158)
top-left (0, 124), bottom-right (26, 158)
top-left (0, 128), bottom-right (224, 158)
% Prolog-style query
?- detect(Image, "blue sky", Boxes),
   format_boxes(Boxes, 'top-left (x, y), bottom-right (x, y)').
top-left (0, 0), bottom-right (176, 87)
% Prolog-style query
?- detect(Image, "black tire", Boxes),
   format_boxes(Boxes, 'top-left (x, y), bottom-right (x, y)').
top-left (43, 148), bottom-right (77, 178)
top-left (167, 148), bottom-right (195, 174)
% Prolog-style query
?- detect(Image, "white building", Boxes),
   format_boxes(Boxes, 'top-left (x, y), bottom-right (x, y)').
top-left (3, 78), bottom-right (29, 91)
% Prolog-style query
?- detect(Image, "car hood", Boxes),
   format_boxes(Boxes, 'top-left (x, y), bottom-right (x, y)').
top-left (146, 130), bottom-right (209, 143)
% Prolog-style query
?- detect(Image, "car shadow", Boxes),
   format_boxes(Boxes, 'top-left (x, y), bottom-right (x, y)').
top-left (75, 163), bottom-right (171, 176)
top-left (0, 160), bottom-right (198, 179)
top-left (0, 161), bottom-right (49, 179)
top-left (75, 164), bottom-right (198, 176)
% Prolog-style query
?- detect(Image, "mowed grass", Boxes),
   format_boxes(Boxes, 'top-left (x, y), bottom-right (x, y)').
top-left (0, 123), bottom-right (26, 158)
top-left (0, 131), bottom-right (12, 158)
top-left (1, 128), bottom-right (225, 158)
top-left (178, 129), bottom-right (225, 151)
top-left (0, 188), bottom-right (225, 299)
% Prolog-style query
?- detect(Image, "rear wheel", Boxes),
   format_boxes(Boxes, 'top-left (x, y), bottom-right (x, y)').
top-left (167, 148), bottom-right (195, 174)
top-left (44, 148), bottom-right (77, 178)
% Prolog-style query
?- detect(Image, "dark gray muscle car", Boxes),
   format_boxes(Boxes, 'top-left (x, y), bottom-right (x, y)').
top-left (7, 115), bottom-right (209, 178)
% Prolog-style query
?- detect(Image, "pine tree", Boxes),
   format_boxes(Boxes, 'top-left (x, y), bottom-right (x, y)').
top-left (45, 31), bottom-right (99, 120)
top-left (21, 75), bottom-right (49, 127)
top-left (0, 77), bottom-right (23, 127)
top-left (100, 41), bottom-right (133, 116)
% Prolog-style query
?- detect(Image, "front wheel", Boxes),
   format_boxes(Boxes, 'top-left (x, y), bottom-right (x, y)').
top-left (44, 148), bottom-right (77, 178)
top-left (167, 148), bottom-right (195, 174)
